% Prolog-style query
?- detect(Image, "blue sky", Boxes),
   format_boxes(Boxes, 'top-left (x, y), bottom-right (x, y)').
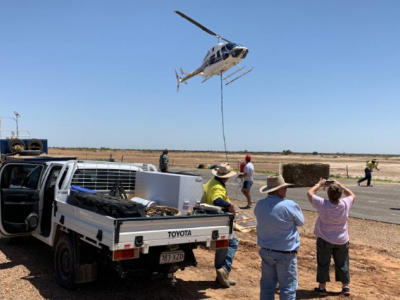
top-left (1, 1), bottom-right (399, 154)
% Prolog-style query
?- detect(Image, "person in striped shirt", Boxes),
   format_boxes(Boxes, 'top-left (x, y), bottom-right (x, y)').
top-left (307, 179), bottom-right (356, 297)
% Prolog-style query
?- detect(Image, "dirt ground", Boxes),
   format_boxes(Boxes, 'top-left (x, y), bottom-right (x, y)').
top-left (1, 201), bottom-right (400, 300)
top-left (48, 149), bottom-right (400, 181)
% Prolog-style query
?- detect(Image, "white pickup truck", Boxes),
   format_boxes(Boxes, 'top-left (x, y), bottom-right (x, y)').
top-left (0, 160), bottom-right (234, 289)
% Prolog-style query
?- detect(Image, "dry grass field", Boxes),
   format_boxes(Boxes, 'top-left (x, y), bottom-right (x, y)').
top-left (49, 148), bottom-right (400, 181)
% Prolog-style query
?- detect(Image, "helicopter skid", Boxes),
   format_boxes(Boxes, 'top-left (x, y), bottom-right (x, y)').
top-left (201, 76), bottom-right (213, 84)
top-left (224, 66), bottom-right (253, 85)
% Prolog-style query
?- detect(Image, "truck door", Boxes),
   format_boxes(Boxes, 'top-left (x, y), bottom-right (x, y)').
top-left (0, 162), bottom-right (45, 237)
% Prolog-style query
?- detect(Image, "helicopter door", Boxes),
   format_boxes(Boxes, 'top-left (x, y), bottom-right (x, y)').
top-left (217, 50), bottom-right (221, 61)
top-left (0, 162), bottom-right (45, 237)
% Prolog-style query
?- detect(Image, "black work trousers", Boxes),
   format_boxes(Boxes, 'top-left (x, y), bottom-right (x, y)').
top-left (358, 168), bottom-right (372, 186)
top-left (316, 237), bottom-right (350, 284)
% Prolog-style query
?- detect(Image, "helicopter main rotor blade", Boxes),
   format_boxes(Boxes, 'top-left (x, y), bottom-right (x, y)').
top-left (175, 10), bottom-right (231, 43)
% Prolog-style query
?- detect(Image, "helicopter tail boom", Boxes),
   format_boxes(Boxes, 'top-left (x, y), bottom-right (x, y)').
top-left (180, 68), bottom-right (190, 75)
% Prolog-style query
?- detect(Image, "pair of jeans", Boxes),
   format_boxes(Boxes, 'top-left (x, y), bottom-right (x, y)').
top-left (358, 168), bottom-right (372, 186)
top-left (259, 248), bottom-right (298, 300)
top-left (214, 233), bottom-right (239, 273)
top-left (316, 238), bottom-right (350, 284)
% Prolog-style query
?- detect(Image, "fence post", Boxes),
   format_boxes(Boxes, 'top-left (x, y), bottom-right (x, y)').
top-left (346, 165), bottom-right (349, 178)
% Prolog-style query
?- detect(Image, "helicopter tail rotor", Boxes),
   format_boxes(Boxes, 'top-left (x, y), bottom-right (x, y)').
top-left (175, 70), bottom-right (181, 92)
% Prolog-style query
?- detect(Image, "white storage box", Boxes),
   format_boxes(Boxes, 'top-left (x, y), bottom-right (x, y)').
top-left (134, 171), bottom-right (205, 214)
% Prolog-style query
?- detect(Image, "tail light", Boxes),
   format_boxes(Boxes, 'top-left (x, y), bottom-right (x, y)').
top-left (113, 248), bottom-right (139, 261)
top-left (210, 239), bottom-right (229, 250)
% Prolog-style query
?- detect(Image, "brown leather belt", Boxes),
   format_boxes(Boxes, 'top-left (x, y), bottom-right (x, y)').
top-left (263, 248), bottom-right (297, 254)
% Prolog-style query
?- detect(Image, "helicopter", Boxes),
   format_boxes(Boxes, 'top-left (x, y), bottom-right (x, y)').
top-left (174, 10), bottom-right (253, 92)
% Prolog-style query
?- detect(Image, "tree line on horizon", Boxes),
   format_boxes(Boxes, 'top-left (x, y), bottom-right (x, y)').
top-left (49, 147), bottom-right (399, 157)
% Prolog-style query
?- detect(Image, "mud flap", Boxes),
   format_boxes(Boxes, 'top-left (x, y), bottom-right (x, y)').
top-left (75, 263), bottom-right (98, 284)
top-left (72, 232), bottom-right (98, 284)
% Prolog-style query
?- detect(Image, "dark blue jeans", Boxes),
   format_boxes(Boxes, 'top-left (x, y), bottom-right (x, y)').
top-left (214, 233), bottom-right (239, 273)
top-left (358, 168), bottom-right (372, 186)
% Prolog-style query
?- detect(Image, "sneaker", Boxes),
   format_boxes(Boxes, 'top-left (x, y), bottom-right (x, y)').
top-left (342, 286), bottom-right (350, 296)
top-left (314, 287), bottom-right (328, 296)
top-left (216, 268), bottom-right (230, 288)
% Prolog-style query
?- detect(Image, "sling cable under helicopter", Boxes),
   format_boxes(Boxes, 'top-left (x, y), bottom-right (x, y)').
top-left (174, 11), bottom-right (253, 162)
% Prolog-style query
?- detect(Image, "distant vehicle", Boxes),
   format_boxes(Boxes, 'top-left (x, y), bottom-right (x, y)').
top-left (174, 10), bottom-right (253, 91)
top-left (0, 160), bottom-right (233, 288)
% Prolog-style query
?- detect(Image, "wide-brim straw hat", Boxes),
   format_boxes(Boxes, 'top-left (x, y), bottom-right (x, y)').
top-left (260, 174), bottom-right (293, 194)
top-left (212, 162), bottom-right (237, 178)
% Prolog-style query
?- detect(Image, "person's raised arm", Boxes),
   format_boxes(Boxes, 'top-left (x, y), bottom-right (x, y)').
top-left (307, 178), bottom-right (326, 204)
top-left (333, 180), bottom-right (356, 202)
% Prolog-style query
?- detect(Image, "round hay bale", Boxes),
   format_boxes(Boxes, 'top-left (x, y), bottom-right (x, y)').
top-left (282, 163), bottom-right (330, 187)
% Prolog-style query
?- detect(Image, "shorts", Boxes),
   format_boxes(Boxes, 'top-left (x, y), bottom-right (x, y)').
top-left (243, 181), bottom-right (253, 190)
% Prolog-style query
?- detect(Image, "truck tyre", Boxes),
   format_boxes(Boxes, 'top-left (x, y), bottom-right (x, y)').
top-left (55, 235), bottom-right (76, 289)
top-left (7, 139), bottom-right (25, 153)
top-left (26, 139), bottom-right (43, 152)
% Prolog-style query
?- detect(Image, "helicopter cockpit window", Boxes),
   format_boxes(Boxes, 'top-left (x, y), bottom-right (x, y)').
top-left (210, 54), bottom-right (215, 64)
top-left (225, 43), bottom-right (240, 51)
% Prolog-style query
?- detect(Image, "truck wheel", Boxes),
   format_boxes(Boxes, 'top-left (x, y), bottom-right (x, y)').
top-left (55, 235), bottom-right (76, 289)
top-left (7, 139), bottom-right (25, 153)
top-left (26, 139), bottom-right (43, 152)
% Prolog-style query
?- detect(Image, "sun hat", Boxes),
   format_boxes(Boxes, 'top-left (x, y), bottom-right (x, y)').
top-left (245, 154), bottom-right (251, 161)
top-left (212, 162), bottom-right (237, 178)
top-left (259, 174), bottom-right (293, 194)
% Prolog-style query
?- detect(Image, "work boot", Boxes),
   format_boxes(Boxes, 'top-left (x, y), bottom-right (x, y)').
top-left (216, 268), bottom-right (230, 288)
top-left (215, 276), bottom-right (236, 286)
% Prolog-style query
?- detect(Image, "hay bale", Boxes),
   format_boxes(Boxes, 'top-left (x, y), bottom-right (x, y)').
top-left (282, 163), bottom-right (329, 187)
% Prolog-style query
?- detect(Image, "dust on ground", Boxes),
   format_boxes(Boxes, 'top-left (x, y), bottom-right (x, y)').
top-left (1, 203), bottom-right (400, 300)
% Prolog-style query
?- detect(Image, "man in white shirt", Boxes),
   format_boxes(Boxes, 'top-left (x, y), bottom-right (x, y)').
top-left (238, 154), bottom-right (255, 209)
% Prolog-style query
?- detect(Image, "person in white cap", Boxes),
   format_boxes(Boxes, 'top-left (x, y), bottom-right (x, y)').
top-left (254, 175), bottom-right (304, 300)
top-left (204, 162), bottom-right (239, 288)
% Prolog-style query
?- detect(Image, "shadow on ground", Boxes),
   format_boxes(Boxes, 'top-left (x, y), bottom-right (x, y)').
top-left (0, 237), bottom-right (220, 300)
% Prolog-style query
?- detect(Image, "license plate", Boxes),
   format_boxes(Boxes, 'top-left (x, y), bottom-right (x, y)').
top-left (159, 251), bottom-right (185, 264)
